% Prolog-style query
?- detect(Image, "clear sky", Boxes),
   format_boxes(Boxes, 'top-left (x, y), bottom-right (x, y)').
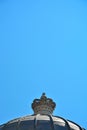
top-left (0, 0), bottom-right (87, 129)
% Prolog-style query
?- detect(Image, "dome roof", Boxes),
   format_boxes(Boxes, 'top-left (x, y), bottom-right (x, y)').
top-left (0, 93), bottom-right (84, 130)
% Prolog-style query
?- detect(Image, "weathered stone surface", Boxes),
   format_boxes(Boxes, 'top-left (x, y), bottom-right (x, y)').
top-left (0, 93), bottom-right (84, 130)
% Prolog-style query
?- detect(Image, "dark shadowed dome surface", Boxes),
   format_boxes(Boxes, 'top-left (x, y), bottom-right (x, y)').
top-left (0, 93), bottom-right (85, 130)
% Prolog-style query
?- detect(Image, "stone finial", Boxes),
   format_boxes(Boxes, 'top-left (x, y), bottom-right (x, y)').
top-left (31, 93), bottom-right (56, 115)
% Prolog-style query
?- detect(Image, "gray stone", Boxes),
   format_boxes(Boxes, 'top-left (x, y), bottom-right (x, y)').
top-left (0, 93), bottom-right (84, 130)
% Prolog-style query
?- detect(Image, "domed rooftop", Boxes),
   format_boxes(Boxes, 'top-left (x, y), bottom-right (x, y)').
top-left (0, 93), bottom-right (85, 130)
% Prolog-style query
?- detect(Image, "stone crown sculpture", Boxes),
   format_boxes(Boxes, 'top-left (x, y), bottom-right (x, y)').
top-left (32, 93), bottom-right (56, 115)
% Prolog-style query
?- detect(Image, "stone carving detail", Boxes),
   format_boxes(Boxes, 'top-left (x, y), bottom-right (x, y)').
top-left (32, 93), bottom-right (56, 115)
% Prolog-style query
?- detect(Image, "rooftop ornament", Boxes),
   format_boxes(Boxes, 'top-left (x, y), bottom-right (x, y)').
top-left (32, 93), bottom-right (56, 115)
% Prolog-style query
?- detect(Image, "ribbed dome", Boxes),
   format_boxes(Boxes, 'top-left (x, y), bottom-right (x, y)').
top-left (0, 114), bottom-right (84, 130)
top-left (0, 93), bottom-right (84, 130)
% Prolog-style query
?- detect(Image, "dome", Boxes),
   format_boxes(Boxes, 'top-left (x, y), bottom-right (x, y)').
top-left (0, 93), bottom-right (84, 130)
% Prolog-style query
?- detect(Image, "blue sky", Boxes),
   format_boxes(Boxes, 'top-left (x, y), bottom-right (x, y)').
top-left (0, 0), bottom-right (87, 129)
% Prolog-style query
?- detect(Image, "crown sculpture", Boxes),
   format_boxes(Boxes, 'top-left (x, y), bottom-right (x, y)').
top-left (32, 93), bottom-right (56, 115)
